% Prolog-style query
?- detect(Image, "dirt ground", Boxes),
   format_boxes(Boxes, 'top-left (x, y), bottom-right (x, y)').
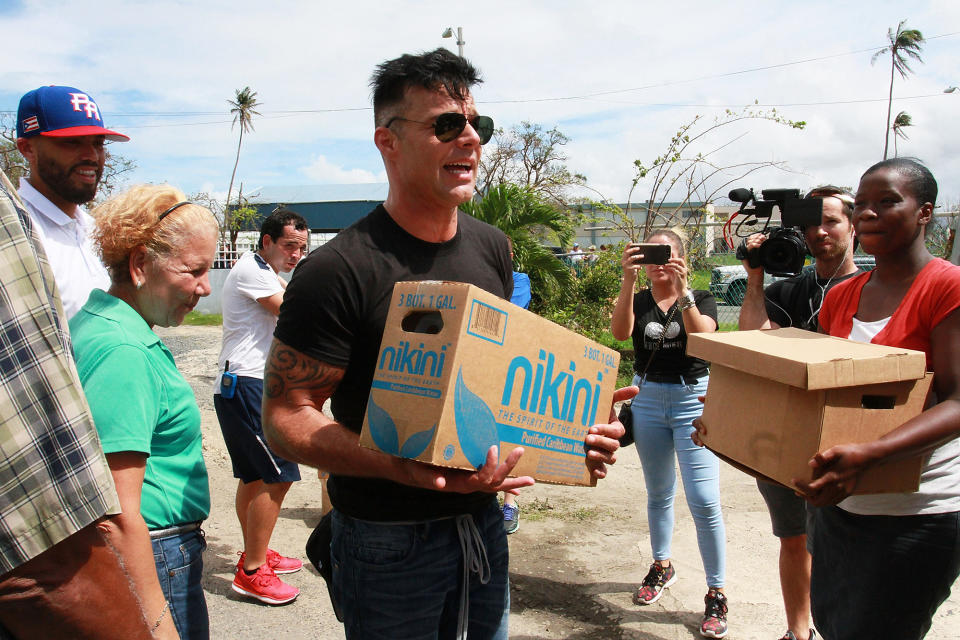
top-left (158, 324), bottom-right (959, 639)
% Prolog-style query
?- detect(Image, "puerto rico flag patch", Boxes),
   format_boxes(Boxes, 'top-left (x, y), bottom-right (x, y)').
top-left (22, 116), bottom-right (39, 133)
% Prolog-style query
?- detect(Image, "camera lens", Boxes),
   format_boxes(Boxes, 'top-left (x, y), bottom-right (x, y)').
top-left (759, 229), bottom-right (807, 276)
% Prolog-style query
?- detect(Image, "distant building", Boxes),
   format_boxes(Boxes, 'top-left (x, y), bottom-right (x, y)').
top-left (571, 201), bottom-right (739, 255)
top-left (249, 183), bottom-right (389, 232)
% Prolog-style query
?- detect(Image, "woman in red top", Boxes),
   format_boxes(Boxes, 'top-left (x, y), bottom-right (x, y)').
top-left (800, 158), bottom-right (960, 640)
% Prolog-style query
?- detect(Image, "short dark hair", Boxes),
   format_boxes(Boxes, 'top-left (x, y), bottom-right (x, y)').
top-left (861, 157), bottom-right (938, 207)
top-left (258, 208), bottom-right (308, 249)
top-left (370, 48), bottom-right (482, 127)
top-left (804, 185), bottom-right (855, 220)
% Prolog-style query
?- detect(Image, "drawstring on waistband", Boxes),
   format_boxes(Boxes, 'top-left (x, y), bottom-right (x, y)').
top-left (455, 513), bottom-right (491, 640)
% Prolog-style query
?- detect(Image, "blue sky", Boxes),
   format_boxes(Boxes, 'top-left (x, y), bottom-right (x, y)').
top-left (2, 0), bottom-right (959, 205)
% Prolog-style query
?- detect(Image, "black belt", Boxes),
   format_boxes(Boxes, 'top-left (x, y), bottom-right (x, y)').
top-left (642, 373), bottom-right (700, 385)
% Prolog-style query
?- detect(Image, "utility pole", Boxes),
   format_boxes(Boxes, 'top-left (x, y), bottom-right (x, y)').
top-left (442, 27), bottom-right (465, 57)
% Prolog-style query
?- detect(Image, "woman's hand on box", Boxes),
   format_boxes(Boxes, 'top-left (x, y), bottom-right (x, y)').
top-left (586, 385), bottom-right (639, 479)
top-left (690, 396), bottom-right (707, 447)
top-left (691, 416), bottom-right (707, 447)
top-left (793, 443), bottom-right (873, 506)
top-left (398, 445), bottom-right (535, 494)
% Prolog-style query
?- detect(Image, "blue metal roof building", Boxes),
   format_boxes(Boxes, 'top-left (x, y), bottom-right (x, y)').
top-left (249, 183), bottom-right (389, 231)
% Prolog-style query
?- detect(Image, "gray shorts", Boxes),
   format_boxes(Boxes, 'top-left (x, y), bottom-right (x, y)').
top-left (756, 479), bottom-right (809, 538)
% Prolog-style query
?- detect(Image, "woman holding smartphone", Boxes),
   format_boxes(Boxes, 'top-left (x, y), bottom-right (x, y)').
top-left (611, 228), bottom-right (728, 638)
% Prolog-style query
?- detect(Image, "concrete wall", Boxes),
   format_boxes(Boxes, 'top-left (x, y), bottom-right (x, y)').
top-left (194, 269), bottom-right (231, 315)
top-left (193, 268), bottom-right (291, 315)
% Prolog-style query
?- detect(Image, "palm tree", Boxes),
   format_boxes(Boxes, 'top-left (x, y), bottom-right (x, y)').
top-left (872, 20), bottom-right (924, 160)
top-left (460, 183), bottom-right (575, 304)
top-left (892, 111), bottom-right (913, 157)
top-left (225, 87), bottom-right (261, 214)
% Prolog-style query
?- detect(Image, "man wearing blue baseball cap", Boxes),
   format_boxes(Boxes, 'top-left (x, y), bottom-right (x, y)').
top-left (15, 85), bottom-right (129, 319)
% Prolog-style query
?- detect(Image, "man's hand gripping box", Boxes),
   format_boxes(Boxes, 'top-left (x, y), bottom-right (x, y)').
top-left (359, 281), bottom-right (620, 486)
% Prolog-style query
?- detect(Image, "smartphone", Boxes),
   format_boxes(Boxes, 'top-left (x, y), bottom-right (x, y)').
top-left (631, 243), bottom-right (671, 265)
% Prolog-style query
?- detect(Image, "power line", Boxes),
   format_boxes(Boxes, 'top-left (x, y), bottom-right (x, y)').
top-left (571, 92), bottom-right (953, 109)
top-left (498, 30), bottom-right (960, 103)
top-left (1, 31), bottom-right (957, 121)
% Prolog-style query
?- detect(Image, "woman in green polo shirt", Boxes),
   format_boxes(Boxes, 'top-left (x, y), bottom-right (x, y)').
top-left (70, 184), bottom-right (218, 640)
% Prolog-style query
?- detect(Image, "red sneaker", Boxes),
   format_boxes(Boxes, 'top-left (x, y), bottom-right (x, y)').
top-left (236, 549), bottom-right (303, 575)
top-left (700, 589), bottom-right (729, 638)
top-left (266, 548), bottom-right (303, 574)
top-left (232, 563), bottom-right (300, 605)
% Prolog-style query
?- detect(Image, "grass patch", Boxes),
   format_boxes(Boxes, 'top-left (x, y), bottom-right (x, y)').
top-left (518, 496), bottom-right (554, 522)
top-left (512, 496), bottom-right (611, 523)
top-left (689, 269), bottom-right (711, 290)
top-left (182, 311), bottom-right (222, 326)
top-left (718, 321), bottom-right (738, 332)
top-left (595, 330), bottom-right (632, 351)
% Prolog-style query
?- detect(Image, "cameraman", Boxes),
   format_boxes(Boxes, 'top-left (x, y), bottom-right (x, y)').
top-left (737, 186), bottom-right (859, 640)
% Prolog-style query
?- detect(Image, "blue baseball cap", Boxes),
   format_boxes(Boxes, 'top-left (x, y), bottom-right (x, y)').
top-left (17, 85), bottom-right (129, 141)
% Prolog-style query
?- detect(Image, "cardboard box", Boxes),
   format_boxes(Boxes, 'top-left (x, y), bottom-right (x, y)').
top-left (687, 327), bottom-right (932, 494)
top-left (359, 281), bottom-right (620, 486)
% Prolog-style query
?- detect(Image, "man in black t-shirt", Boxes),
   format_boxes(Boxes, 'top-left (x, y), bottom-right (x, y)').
top-left (738, 186), bottom-right (858, 640)
top-left (262, 49), bottom-right (630, 639)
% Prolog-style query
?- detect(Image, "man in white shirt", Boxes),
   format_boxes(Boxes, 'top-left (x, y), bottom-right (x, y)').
top-left (215, 208), bottom-right (309, 606)
top-left (570, 242), bottom-right (584, 263)
top-left (15, 85), bottom-right (129, 319)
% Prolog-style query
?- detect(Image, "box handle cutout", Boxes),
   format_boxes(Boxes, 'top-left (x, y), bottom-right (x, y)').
top-left (861, 395), bottom-right (896, 410)
top-left (401, 311), bottom-right (444, 334)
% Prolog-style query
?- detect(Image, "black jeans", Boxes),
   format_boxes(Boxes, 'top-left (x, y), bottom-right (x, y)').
top-left (811, 505), bottom-right (960, 639)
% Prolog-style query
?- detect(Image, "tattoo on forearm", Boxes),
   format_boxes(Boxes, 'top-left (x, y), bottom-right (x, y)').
top-left (264, 341), bottom-right (344, 400)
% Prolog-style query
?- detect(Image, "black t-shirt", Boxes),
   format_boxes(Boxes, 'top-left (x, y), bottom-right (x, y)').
top-left (275, 204), bottom-right (513, 521)
top-left (764, 268), bottom-right (861, 332)
top-left (631, 289), bottom-right (717, 378)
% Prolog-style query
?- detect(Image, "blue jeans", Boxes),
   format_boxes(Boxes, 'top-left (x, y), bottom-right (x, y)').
top-left (331, 499), bottom-right (509, 640)
top-left (811, 505), bottom-right (960, 639)
top-left (152, 528), bottom-right (208, 640)
top-left (630, 374), bottom-right (726, 588)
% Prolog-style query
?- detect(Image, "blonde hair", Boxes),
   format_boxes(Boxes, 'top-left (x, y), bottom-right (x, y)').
top-left (92, 184), bottom-right (218, 284)
top-left (645, 227), bottom-right (688, 259)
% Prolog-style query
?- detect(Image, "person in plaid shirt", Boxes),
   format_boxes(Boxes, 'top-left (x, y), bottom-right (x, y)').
top-left (0, 170), bottom-right (152, 639)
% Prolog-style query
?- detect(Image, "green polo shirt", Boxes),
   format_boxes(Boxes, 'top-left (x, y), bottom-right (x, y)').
top-left (70, 289), bottom-right (210, 529)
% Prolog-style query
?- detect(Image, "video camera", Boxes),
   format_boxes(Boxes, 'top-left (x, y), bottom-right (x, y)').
top-left (730, 188), bottom-right (822, 277)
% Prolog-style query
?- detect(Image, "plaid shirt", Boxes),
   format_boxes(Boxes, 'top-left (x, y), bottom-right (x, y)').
top-left (0, 172), bottom-right (119, 574)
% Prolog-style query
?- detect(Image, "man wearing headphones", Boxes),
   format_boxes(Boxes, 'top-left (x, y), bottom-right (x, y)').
top-left (737, 186), bottom-right (861, 640)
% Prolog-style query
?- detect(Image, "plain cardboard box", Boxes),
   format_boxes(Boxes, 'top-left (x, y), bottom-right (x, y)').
top-left (359, 281), bottom-right (620, 486)
top-left (687, 327), bottom-right (932, 494)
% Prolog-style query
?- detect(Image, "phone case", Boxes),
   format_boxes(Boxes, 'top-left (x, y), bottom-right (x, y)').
top-left (220, 371), bottom-right (238, 399)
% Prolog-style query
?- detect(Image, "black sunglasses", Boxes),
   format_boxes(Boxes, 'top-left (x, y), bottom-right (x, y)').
top-left (386, 112), bottom-right (494, 145)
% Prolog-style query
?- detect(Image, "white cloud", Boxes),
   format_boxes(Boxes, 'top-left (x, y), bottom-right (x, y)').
top-left (300, 155), bottom-right (385, 184)
top-left (2, 0), bottom-right (958, 203)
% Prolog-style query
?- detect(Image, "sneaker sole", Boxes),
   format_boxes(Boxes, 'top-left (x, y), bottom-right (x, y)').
top-left (634, 572), bottom-right (677, 605)
top-left (700, 627), bottom-right (728, 639)
top-left (272, 565), bottom-right (302, 575)
top-left (231, 582), bottom-right (299, 605)
top-left (237, 563), bottom-right (302, 575)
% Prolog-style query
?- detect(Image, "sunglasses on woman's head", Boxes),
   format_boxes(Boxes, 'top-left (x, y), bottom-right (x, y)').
top-left (386, 112), bottom-right (495, 145)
